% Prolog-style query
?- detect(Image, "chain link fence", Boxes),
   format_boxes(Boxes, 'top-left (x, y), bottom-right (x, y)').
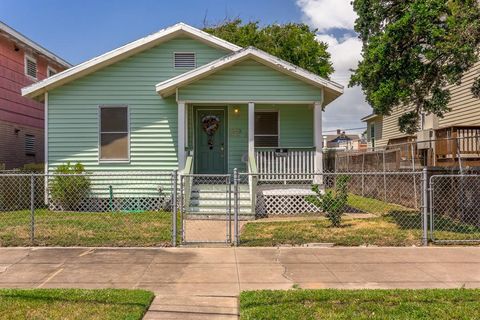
top-left (236, 171), bottom-right (424, 247)
top-left (430, 174), bottom-right (480, 243)
top-left (0, 169), bottom-right (479, 247)
top-left (0, 172), bottom-right (176, 247)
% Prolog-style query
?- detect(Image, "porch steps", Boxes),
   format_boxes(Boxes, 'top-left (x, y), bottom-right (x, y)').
top-left (186, 184), bottom-right (255, 220)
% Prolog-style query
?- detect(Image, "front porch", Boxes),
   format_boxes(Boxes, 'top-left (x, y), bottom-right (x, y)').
top-left (177, 102), bottom-right (324, 179)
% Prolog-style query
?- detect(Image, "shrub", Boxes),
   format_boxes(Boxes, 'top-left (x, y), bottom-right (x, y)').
top-left (307, 175), bottom-right (351, 227)
top-left (50, 162), bottom-right (91, 211)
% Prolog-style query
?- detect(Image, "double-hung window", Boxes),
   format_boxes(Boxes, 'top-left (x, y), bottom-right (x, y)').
top-left (254, 111), bottom-right (279, 147)
top-left (99, 106), bottom-right (129, 161)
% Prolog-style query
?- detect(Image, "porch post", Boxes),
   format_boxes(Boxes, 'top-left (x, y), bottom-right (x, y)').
top-left (178, 101), bottom-right (186, 171)
top-left (248, 102), bottom-right (255, 155)
top-left (314, 100), bottom-right (323, 183)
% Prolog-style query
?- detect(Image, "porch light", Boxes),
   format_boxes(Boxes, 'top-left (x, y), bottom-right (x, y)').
top-left (234, 108), bottom-right (239, 114)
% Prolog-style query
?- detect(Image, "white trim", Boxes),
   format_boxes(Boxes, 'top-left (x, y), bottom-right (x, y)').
top-left (24, 54), bottom-right (37, 80)
top-left (248, 102), bottom-right (255, 155)
top-left (44, 92), bottom-right (48, 204)
top-left (157, 47), bottom-right (344, 102)
top-left (98, 105), bottom-right (131, 163)
top-left (22, 23), bottom-right (241, 99)
top-left (182, 100), bottom-right (321, 104)
top-left (314, 99), bottom-right (323, 182)
top-left (178, 101), bottom-right (186, 170)
top-left (47, 66), bottom-right (57, 77)
top-left (173, 51), bottom-right (196, 69)
top-left (0, 21), bottom-right (71, 68)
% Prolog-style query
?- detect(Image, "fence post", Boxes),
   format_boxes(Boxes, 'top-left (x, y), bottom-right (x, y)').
top-left (30, 174), bottom-right (35, 243)
top-left (171, 170), bottom-right (178, 247)
top-left (233, 168), bottom-right (239, 246)
top-left (421, 167), bottom-right (429, 246)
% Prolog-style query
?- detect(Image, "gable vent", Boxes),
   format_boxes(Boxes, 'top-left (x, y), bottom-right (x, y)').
top-left (25, 134), bottom-right (35, 155)
top-left (174, 52), bottom-right (196, 68)
top-left (25, 57), bottom-right (37, 78)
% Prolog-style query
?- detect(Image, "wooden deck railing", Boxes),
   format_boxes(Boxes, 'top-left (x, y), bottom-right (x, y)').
top-left (435, 126), bottom-right (480, 159)
top-left (255, 147), bottom-right (315, 181)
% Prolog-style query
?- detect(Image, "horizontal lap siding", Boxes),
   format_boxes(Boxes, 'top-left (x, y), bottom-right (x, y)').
top-left (48, 37), bottom-right (227, 176)
top-left (227, 104), bottom-right (248, 172)
top-left (178, 59), bottom-right (322, 102)
top-left (439, 62), bottom-right (480, 128)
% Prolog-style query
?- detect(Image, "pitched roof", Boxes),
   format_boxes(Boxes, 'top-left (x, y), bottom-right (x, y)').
top-left (22, 23), bottom-right (241, 99)
top-left (361, 113), bottom-right (381, 122)
top-left (156, 47), bottom-right (344, 105)
top-left (0, 21), bottom-right (71, 68)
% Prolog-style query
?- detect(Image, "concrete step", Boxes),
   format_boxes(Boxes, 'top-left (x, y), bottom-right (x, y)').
top-left (187, 206), bottom-right (253, 214)
top-left (190, 199), bottom-right (251, 207)
top-left (190, 191), bottom-right (250, 200)
top-left (191, 184), bottom-right (249, 192)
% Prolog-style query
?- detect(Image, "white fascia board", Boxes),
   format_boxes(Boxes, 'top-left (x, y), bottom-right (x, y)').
top-left (0, 21), bottom-right (72, 68)
top-left (21, 22), bottom-right (241, 99)
top-left (156, 47), bottom-right (344, 98)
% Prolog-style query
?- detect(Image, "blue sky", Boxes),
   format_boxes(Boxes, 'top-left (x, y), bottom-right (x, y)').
top-left (0, 0), bottom-right (369, 134)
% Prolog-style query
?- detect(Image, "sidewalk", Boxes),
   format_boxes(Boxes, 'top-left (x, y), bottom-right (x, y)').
top-left (0, 247), bottom-right (479, 319)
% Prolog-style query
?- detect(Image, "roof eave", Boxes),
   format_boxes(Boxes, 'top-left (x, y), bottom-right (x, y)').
top-left (156, 47), bottom-right (344, 100)
top-left (22, 22), bottom-right (241, 99)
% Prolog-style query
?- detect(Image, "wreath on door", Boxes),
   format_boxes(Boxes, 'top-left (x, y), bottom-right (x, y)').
top-left (201, 115), bottom-right (220, 149)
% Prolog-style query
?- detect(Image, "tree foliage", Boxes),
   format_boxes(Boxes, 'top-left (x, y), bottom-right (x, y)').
top-left (203, 19), bottom-right (334, 78)
top-left (306, 175), bottom-right (351, 227)
top-left (350, 0), bottom-right (480, 134)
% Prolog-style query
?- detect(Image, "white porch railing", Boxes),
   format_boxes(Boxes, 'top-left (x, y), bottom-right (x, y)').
top-left (255, 147), bottom-right (315, 181)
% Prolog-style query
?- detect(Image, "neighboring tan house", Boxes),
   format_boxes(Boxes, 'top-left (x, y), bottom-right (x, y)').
top-left (0, 22), bottom-right (71, 169)
top-left (362, 62), bottom-right (480, 167)
top-left (22, 23), bottom-right (343, 216)
top-left (323, 129), bottom-right (365, 150)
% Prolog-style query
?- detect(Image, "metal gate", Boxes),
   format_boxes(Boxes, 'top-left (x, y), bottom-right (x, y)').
top-left (179, 174), bottom-right (233, 244)
top-left (430, 174), bottom-right (480, 243)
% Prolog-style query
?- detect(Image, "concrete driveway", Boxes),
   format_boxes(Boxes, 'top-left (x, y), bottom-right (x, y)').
top-left (0, 247), bottom-right (479, 319)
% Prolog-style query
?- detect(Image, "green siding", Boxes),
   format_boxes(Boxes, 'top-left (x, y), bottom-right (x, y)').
top-left (48, 37), bottom-right (228, 178)
top-left (178, 59), bottom-right (323, 102)
top-left (227, 104), bottom-right (248, 172)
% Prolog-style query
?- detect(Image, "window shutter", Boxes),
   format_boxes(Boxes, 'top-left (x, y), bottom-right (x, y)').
top-left (174, 52), bottom-right (196, 68)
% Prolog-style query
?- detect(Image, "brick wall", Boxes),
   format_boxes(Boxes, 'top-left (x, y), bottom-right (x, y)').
top-left (0, 119), bottom-right (44, 169)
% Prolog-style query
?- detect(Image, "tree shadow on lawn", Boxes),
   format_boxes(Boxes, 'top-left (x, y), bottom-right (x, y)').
top-left (387, 210), bottom-right (480, 234)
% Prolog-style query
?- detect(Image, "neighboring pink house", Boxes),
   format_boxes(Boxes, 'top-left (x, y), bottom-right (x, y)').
top-left (0, 21), bottom-right (71, 169)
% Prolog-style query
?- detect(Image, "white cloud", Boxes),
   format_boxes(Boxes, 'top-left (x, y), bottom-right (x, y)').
top-left (296, 0), bottom-right (357, 32)
top-left (297, 0), bottom-right (370, 133)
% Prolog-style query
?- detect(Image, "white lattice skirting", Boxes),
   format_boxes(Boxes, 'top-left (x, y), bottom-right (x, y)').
top-left (255, 185), bottom-right (322, 216)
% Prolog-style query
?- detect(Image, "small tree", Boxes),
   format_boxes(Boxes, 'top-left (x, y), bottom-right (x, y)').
top-left (50, 162), bottom-right (91, 211)
top-left (307, 175), bottom-right (350, 227)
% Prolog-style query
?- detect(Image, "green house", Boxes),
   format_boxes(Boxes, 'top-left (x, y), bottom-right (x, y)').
top-left (22, 23), bottom-right (343, 217)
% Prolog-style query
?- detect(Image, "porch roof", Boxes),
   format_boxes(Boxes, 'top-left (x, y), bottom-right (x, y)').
top-left (155, 47), bottom-right (344, 106)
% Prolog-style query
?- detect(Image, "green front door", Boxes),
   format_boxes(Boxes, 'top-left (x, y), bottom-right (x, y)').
top-left (195, 107), bottom-right (227, 174)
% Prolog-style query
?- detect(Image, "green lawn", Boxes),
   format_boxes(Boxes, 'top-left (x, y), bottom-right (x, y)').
top-left (240, 213), bottom-right (423, 246)
top-left (0, 289), bottom-right (154, 320)
top-left (0, 210), bottom-right (174, 247)
top-left (240, 289), bottom-right (480, 320)
top-left (240, 193), bottom-right (480, 246)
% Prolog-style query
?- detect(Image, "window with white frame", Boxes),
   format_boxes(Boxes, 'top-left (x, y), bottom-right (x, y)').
top-left (254, 111), bottom-right (279, 147)
top-left (25, 134), bottom-right (35, 156)
top-left (99, 106), bottom-right (129, 161)
top-left (174, 52), bottom-right (196, 68)
top-left (25, 55), bottom-right (37, 79)
top-left (47, 66), bottom-right (57, 77)
top-left (370, 123), bottom-right (375, 148)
